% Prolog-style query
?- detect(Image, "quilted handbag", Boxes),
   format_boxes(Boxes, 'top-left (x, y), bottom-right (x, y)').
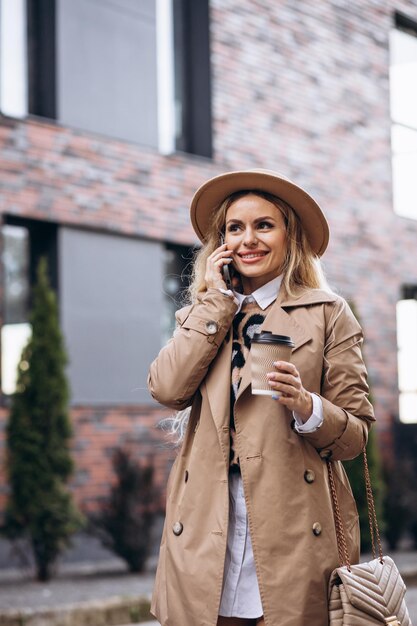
top-left (327, 450), bottom-right (412, 626)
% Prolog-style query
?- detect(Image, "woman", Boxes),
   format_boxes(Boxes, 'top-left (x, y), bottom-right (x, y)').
top-left (148, 169), bottom-right (375, 626)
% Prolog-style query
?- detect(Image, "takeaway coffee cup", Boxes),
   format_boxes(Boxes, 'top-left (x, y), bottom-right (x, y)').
top-left (251, 331), bottom-right (295, 395)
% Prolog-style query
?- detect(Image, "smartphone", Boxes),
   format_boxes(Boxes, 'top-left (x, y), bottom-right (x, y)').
top-left (220, 235), bottom-right (233, 290)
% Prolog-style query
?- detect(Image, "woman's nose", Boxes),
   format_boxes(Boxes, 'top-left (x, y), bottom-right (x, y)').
top-left (243, 227), bottom-right (258, 246)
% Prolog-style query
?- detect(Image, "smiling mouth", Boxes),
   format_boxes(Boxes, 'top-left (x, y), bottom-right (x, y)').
top-left (238, 252), bottom-right (268, 259)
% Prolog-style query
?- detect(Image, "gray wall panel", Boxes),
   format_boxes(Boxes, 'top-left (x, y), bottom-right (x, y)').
top-left (59, 227), bottom-right (163, 405)
top-left (57, 0), bottom-right (158, 146)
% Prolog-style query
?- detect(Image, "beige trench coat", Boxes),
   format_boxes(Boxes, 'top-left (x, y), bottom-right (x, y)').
top-left (148, 285), bottom-right (375, 626)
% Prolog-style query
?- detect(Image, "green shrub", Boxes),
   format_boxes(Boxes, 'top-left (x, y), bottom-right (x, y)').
top-left (88, 448), bottom-right (162, 572)
top-left (2, 257), bottom-right (83, 580)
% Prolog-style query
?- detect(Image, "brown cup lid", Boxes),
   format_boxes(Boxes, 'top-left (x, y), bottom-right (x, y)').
top-left (252, 331), bottom-right (295, 347)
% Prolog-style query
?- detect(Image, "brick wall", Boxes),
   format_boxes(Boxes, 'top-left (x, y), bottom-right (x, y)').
top-left (70, 405), bottom-right (175, 513)
top-left (0, 404), bottom-right (175, 517)
top-left (1, 0), bottom-right (417, 513)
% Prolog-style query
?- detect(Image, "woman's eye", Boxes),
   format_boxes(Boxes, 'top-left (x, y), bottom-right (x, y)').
top-left (227, 224), bottom-right (240, 232)
top-left (258, 221), bottom-right (273, 229)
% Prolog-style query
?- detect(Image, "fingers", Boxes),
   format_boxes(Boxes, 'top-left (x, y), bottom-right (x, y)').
top-left (267, 363), bottom-right (313, 419)
top-left (209, 245), bottom-right (233, 263)
top-left (272, 361), bottom-right (297, 374)
top-left (267, 374), bottom-right (300, 397)
top-left (267, 363), bottom-right (301, 399)
top-left (205, 244), bottom-right (234, 290)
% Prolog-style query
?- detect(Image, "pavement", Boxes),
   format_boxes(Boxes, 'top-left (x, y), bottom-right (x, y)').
top-left (0, 550), bottom-right (416, 624)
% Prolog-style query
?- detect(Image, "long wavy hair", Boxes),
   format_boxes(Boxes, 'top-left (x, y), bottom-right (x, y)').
top-left (162, 189), bottom-right (331, 444)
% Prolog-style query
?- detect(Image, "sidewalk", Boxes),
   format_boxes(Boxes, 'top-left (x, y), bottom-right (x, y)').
top-left (0, 550), bottom-right (416, 624)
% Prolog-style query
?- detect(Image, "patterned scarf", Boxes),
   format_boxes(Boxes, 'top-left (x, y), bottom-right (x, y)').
top-left (229, 299), bottom-right (273, 471)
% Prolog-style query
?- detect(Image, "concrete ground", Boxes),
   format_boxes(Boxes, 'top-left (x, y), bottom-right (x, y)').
top-left (0, 550), bottom-right (416, 624)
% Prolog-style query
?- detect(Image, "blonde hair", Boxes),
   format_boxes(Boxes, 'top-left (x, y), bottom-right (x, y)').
top-left (187, 190), bottom-right (329, 303)
top-left (162, 190), bottom-right (331, 444)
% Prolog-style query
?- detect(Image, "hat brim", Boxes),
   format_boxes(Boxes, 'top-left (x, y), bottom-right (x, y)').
top-left (190, 170), bottom-right (329, 256)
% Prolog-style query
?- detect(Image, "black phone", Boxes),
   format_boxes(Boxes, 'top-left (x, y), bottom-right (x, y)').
top-left (220, 235), bottom-right (233, 290)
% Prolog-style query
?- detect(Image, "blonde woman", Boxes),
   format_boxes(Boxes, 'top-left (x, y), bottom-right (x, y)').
top-left (148, 170), bottom-right (375, 626)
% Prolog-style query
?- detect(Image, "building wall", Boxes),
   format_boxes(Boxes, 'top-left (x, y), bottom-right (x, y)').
top-left (2, 0), bottom-right (417, 515)
top-left (0, 404), bottom-right (174, 515)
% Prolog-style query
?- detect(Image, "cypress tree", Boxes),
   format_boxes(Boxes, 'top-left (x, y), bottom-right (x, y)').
top-left (3, 257), bottom-right (83, 580)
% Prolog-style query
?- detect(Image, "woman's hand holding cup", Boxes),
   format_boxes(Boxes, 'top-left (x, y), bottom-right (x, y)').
top-left (267, 362), bottom-right (313, 422)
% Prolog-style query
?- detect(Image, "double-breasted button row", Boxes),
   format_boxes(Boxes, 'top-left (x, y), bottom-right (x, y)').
top-left (172, 521), bottom-right (183, 536)
top-left (319, 448), bottom-right (332, 460)
top-left (304, 469), bottom-right (315, 484)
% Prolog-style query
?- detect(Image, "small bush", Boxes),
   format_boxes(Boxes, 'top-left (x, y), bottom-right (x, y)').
top-left (89, 448), bottom-right (162, 572)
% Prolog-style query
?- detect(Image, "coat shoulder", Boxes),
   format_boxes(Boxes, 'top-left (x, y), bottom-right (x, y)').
top-left (282, 287), bottom-right (339, 307)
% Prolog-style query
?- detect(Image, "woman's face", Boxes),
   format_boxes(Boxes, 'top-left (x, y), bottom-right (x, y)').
top-left (224, 193), bottom-right (287, 294)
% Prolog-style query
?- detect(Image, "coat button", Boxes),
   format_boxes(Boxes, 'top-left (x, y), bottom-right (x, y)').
top-left (304, 469), bottom-right (315, 484)
top-left (206, 321), bottom-right (218, 334)
top-left (172, 521), bottom-right (183, 536)
top-left (312, 522), bottom-right (322, 536)
top-left (319, 449), bottom-right (332, 460)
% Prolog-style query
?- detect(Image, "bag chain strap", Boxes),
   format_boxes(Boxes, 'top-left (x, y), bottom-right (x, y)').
top-left (326, 449), bottom-right (383, 571)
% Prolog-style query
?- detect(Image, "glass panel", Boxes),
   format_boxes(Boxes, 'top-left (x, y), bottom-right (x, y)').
top-left (2, 224), bottom-right (30, 324)
top-left (392, 126), bottom-right (417, 219)
top-left (1, 224), bottom-right (31, 394)
top-left (390, 28), bottom-right (417, 128)
top-left (1, 323), bottom-right (32, 395)
top-left (399, 392), bottom-right (417, 424)
top-left (397, 299), bottom-right (417, 423)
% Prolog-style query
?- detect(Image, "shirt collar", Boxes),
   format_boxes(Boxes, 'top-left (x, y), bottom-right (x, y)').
top-left (234, 275), bottom-right (282, 314)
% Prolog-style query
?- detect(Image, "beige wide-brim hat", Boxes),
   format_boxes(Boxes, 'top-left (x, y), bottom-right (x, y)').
top-left (190, 169), bottom-right (329, 256)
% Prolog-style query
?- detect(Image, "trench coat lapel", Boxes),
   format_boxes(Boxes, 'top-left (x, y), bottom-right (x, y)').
top-left (236, 287), bottom-right (336, 401)
top-left (203, 331), bottom-right (233, 463)
top-left (203, 286), bottom-right (337, 448)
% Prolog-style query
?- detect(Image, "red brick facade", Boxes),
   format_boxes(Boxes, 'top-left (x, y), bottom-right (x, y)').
top-left (1, 0), bottom-right (417, 513)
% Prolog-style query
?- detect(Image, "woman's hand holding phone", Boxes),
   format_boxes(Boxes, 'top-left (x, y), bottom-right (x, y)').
top-left (205, 242), bottom-right (234, 290)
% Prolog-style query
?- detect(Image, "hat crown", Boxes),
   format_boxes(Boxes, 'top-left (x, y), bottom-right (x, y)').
top-left (190, 169), bottom-right (329, 256)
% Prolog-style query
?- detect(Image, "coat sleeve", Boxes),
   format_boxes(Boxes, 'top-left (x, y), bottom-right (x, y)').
top-left (297, 297), bottom-right (375, 461)
top-left (148, 288), bottom-right (237, 410)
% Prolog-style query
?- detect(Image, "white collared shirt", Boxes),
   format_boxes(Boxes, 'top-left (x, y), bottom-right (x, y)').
top-left (233, 274), bottom-right (283, 313)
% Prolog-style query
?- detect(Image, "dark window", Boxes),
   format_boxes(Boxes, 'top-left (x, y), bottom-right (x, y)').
top-left (1, 216), bottom-right (58, 395)
top-left (173, 0), bottom-right (212, 158)
top-left (27, 0), bottom-right (57, 119)
top-left (26, 0), bottom-right (159, 146)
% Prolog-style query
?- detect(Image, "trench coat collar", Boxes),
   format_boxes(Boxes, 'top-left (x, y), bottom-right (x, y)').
top-left (204, 284), bottom-right (338, 448)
